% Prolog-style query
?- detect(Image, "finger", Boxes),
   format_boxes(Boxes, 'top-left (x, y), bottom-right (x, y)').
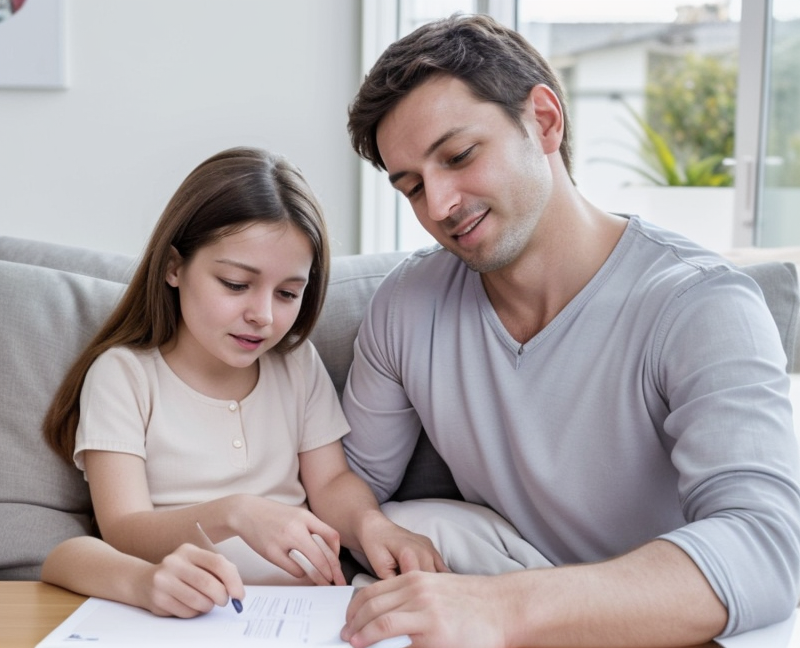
top-left (395, 548), bottom-right (422, 575)
top-left (371, 550), bottom-right (401, 580)
top-left (151, 588), bottom-right (215, 618)
top-left (194, 548), bottom-right (246, 603)
top-left (344, 577), bottom-right (400, 624)
top-left (289, 548), bottom-right (331, 586)
top-left (169, 545), bottom-right (245, 607)
top-left (309, 523), bottom-right (341, 557)
top-left (312, 533), bottom-right (347, 585)
top-left (288, 533), bottom-right (341, 585)
top-left (342, 581), bottom-right (413, 647)
top-left (150, 565), bottom-right (217, 617)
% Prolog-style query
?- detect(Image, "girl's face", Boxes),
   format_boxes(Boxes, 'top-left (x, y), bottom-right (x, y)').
top-left (165, 221), bottom-right (313, 376)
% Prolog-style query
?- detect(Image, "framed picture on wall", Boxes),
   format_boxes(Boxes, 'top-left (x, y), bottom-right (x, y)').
top-left (0, 0), bottom-right (67, 89)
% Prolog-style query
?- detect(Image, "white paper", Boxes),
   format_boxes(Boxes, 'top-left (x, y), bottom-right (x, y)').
top-left (38, 585), bottom-right (358, 648)
top-left (716, 610), bottom-right (798, 648)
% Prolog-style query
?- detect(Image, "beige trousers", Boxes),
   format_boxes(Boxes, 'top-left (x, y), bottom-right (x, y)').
top-left (353, 498), bottom-right (552, 578)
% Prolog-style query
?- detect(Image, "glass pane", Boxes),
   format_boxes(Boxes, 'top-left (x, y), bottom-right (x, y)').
top-left (520, 0), bottom-right (741, 253)
top-left (757, 0), bottom-right (800, 246)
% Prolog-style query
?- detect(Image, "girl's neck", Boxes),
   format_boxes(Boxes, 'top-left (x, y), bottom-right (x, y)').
top-left (159, 341), bottom-right (260, 402)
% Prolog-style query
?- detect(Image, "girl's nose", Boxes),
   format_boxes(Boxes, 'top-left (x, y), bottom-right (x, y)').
top-left (245, 293), bottom-right (273, 326)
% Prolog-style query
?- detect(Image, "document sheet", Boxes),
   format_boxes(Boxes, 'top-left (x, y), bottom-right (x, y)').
top-left (36, 585), bottom-right (406, 648)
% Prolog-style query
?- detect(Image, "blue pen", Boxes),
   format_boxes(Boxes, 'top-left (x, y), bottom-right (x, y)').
top-left (195, 521), bottom-right (243, 613)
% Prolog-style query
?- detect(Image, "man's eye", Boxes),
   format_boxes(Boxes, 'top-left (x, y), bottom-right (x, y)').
top-left (406, 182), bottom-right (423, 198)
top-left (451, 146), bottom-right (474, 165)
top-left (220, 279), bottom-right (247, 292)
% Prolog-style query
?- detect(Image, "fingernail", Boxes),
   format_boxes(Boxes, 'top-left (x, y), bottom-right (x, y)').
top-left (232, 598), bottom-right (243, 613)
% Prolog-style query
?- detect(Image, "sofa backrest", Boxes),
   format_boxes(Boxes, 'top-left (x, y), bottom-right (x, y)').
top-left (1, 235), bottom-right (798, 579)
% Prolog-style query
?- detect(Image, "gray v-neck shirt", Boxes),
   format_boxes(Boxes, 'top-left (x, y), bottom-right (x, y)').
top-left (343, 216), bottom-right (800, 635)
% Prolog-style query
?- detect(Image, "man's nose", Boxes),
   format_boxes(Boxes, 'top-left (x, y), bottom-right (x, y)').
top-left (425, 174), bottom-right (460, 222)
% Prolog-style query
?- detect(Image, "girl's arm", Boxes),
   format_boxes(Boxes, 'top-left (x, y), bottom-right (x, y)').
top-left (41, 536), bottom-right (244, 618)
top-left (83, 450), bottom-right (344, 583)
top-left (300, 440), bottom-right (448, 579)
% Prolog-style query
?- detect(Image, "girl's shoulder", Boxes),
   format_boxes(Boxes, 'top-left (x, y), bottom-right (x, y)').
top-left (87, 345), bottom-right (160, 381)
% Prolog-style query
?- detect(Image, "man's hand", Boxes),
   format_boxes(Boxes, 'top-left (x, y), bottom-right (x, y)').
top-left (341, 571), bottom-right (511, 648)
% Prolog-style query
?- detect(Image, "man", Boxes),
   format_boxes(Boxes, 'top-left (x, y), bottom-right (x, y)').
top-left (339, 13), bottom-right (800, 648)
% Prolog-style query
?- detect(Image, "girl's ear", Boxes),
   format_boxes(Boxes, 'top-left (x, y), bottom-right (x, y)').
top-left (165, 246), bottom-right (182, 288)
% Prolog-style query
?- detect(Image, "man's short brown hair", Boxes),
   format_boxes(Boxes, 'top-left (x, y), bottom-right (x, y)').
top-left (347, 13), bottom-right (573, 178)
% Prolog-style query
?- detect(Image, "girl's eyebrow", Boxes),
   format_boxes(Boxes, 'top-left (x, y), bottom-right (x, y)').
top-left (215, 258), bottom-right (260, 274)
top-left (215, 258), bottom-right (309, 284)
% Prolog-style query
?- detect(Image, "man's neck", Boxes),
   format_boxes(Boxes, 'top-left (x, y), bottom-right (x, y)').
top-left (480, 205), bottom-right (627, 344)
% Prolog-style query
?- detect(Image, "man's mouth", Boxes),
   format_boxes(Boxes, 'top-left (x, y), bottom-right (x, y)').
top-left (453, 211), bottom-right (487, 239)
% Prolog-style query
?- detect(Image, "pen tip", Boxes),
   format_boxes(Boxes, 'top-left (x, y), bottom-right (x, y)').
top-left (232, 598), bottom-right (243, 614)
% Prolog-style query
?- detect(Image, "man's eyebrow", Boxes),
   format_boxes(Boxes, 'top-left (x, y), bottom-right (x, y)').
top-left (387, 127), bottom-right (466, 186)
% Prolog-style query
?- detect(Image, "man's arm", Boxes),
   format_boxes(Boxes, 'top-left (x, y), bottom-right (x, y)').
top-left (343, 539), bottom-right (726, 648)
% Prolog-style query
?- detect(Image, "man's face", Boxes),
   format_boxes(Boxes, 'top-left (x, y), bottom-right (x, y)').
top-left (376, 75), bottom-right (554, 274)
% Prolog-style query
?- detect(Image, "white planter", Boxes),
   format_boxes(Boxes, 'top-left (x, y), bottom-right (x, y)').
top-left (609, 186), bottom-right (736, 253)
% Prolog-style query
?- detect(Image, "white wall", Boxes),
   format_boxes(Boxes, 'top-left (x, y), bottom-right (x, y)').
top-left (0, 0), bottom-right (362, 257)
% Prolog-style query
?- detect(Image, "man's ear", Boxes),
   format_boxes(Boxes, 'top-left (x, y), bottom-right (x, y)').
top-left (524, 84), bottom-right (564, 155)
top-left (165, 246), bottom-right (182, 288)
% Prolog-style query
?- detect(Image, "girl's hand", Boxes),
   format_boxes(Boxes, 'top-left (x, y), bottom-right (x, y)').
top-left (234, 495), bottom-right (347, 585)
top-left (357, 511), bottom-right (449, 579)
top-left (135, 543), bottom-right (245, 618)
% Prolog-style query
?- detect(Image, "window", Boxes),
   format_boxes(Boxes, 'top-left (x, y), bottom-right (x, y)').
top-left (359, 0), bottom-right (798, 253)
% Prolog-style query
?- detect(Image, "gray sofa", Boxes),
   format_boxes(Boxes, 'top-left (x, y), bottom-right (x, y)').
top-left (1, 235), bottom-right (798, 580)
top-left (0, 235), bottom-right (461, 580)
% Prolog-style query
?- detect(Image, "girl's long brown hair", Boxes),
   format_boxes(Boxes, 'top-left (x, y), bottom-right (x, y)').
top-left (43, 147), bottom-right (330, 464)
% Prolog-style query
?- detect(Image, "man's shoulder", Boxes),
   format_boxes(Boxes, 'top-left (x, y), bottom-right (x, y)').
top-left (378, 244), bottom-right (465, 295)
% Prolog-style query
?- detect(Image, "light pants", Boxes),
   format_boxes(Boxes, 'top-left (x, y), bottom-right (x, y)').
top-left (353, 498), bottom-right (552, 579)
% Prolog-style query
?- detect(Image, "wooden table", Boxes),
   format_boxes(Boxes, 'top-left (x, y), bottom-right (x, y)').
top-left (0, 581), bottom-right (86, 648)
top-left (0, 580), bottom-right (753, 648)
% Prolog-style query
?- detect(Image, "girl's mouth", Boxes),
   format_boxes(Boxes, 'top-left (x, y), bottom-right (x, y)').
top-left (232, 334), bottom-right (264, 350)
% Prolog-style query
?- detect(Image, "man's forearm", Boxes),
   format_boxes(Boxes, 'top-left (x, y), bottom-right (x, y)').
top-left (504, 539), bottom-right (727, 648)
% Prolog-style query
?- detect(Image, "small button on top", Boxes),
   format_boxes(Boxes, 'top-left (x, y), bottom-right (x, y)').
top-left (228, 402), bottom-right (238, 412)
top-left (232, 439), bottom-right (243, 449)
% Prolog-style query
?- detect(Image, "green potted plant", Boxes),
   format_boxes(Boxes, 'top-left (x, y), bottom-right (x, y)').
top-left (602, 96), bottom-right (733, 187)
top-left (595, 53), bottom-right (738, 251)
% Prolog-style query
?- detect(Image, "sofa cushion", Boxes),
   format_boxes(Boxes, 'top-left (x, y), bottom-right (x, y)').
top-left (0, 236), bottom-right (136, 283)
top-left (736, 261), bottom-right (800, 372)
top-left (310, 252), bottom-right (408, 396)
top-left (0, 259), bottom-right (127, 579)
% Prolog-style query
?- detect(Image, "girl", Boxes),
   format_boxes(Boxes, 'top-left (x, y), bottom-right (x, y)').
top-left (40, 146), bottom-right (445, 617)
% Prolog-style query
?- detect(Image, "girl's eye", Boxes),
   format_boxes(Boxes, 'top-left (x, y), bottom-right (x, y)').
top-left (278, 290), bottom-right (300, 300)
top-left (220, 279), bottom-right (247, 292)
